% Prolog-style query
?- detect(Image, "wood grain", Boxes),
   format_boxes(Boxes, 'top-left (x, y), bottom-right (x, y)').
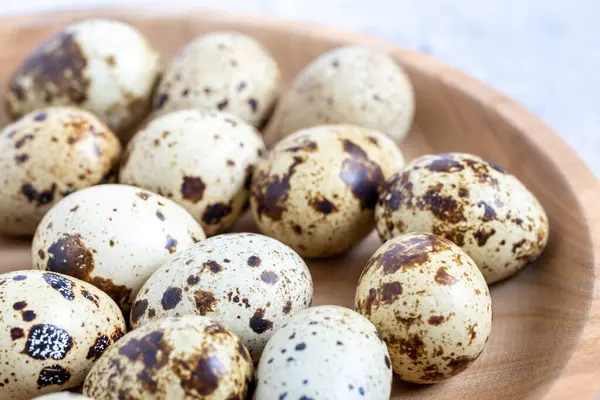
top-left (0, 8), bottom-right (598, 399)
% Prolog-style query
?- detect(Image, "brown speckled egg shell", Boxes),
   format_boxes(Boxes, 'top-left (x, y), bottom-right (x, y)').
top-left (0, 270), bottom-right (126, 400)
top-left (250, 124), bottom-right (404, 257)
top-left (355, 233), bottom-right (492, 384)
top-left (82, 315), bottom-right (254, 400)
top-left (375, 152), bottom-right (549, 284)
top-left (0, 107), bottom-right (121, 236)
top-left (6, 19), bottom-right (160, 135)
top-left (119, 109), bottom-right (266, 236)
top-left (153, 31), bottom-right (280, 128)
top-left (272, 45), bottom-right (415, 142)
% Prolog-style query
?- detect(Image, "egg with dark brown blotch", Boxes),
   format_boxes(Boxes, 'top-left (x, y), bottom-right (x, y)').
top-left (255, 305), bottom-right (392, 399)
top-left (355, 233), bottom-right (492, 384)
top-left (271, 45), bottom-right (415, 142)
top-left (0, 107), bottom-right (121, 236)
top-left (130, 233), bottom-right (313, 361)
top-left (375, 152), bottom-right (549, 284)
top-left (83, 315), bottom-right (254, 400)
top-left (250, 124), bottom-right (404, 257)
top-left (153, 32), bottom-right (280, 128)
top-left (0, 270), bottom-right (126, 400)
top-left (31, 184), bottom-right (205, 311)
top-left (6, 19), bottom-right (160, 136)
top-left (119, 109), bottom-right (266, 236)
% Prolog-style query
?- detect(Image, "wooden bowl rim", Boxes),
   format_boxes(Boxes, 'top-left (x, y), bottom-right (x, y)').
top-left (2, 7), bottom-right (599, 397)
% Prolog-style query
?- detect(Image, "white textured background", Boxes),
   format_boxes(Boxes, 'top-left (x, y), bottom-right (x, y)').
top-left (2, 0), bottom-right (599, 176)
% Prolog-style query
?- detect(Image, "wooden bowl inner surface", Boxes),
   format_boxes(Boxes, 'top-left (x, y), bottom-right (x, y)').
top-left (0, 10), bottom-right (597, 399)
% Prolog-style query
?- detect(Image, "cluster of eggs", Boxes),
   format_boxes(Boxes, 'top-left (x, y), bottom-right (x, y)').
top-left (0, 18), bottom-right (549, 400)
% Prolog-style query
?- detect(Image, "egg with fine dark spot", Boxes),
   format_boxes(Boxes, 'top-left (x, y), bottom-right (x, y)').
top-left (355, 233), bottom-right (492, 383)
top-left (255, 305), bottom-right (392, 399)
top-left (375, 153), bottom-right (549, 284)
top-left (0, 107), bottom-right (121, 235)
top-left (31, 184), bottom-right (205, 311)
top-left (250, 124), bottom-right (404, 257)
top-left (130, 233), bottom-right (313, 361)
top-left (271, 45), bottom-right (415, 142)
top-left (6, 19), bottom-right (160, 136)
top-left (153, 31), bottom-right (280, 128)
top-left (83, 315), bottom-right (254, 400)
top-left (119, 109), bottom-right (266, 236)
top-left (0, 270), bottom-right (126, 400)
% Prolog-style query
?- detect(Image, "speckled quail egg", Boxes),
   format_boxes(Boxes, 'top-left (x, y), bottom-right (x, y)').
top-left (355, 232), bottom-right (492, 383)
top-left (153, 31), bottom-right (280, 128)
top-left (130, 232), bottom-right (313, 361)
top-left (375, 153), bottom-right (549, 284)
top-left (271, 45), bottom-right (415, 142)
top-left (6, 19), bottom-right (160, 135)
top-left (0, 107), bottom-right (121, 236)
top-left (31, 184), bottom-right (206, 310)
top-left (83, 315), bottom-right (254, 400)
top-left (119, 109), bottom-right (266, 236)
top-left (31, 391), bottom-right (92, 399)
top-left (33, 392), bottom-right (93, 400)
top-left (0, 270), bottom-right (126, 399)
top-left (256, 305), bottom-right (392, 400)
top-left (250, 124), bottom-right (404, 257)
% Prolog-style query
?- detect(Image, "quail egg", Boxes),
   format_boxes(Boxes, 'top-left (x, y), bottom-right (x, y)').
top-left (153, 31), bottom-right (280, 128)
top-left (130, 232), bottom-right (313, 361)
top-left (250, 124), bottom-right (404, 257)
top-left (119, 109), bottom-right (266, 236)
top-left (0, 270), bottom-right (126, 399)
top-left (256, 305), bottom-right (392, 400)
top-left (31, 184), bottom-right (206, 310)
top-left (271, 45), bottom-right (415, 142)
top-left (376, 153), bottom-right (549, 284)
top-left (0, 107), bottom-right (121, 236)
top-left (83, 315), bottom-right (254, 400)
top-left (6, 19), bottom-right (160, 135)
top-left (355, 233), bottom-right (492, 383)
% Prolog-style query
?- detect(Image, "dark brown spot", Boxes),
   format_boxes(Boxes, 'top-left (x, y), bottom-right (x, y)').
top-left (11, 327), bottom-right (24, 340)
top-left (22, 310), bottom-right (36, 321)
top-left (427, 154), bottom-right (464, 173)
top-left (397, 333), bottom-right (425, 360)
top-left (248, 98), bottom-right (258, 113)
top-left (247, 256), bottom-right (261, 267)
top-left (217, 99), bottom-right (229, 110)
top-left (46, 233), bottom-right (93, 290)
top-left (42, 272), bottom-right (75, 300)
top-left (105, 55), bottom-right (116, 67)
top-left (165, 235), bottom-right (177, 254)
top-left (458, 187), bottom-right (469, 197)
top-left (7, 31), bottom-right (90, 118)
top-left (86, 335), bottom-right (110, 361)
top-left (109, 240), bottom-right (115, 247)
top-left (89, 277), bottom-right (131, 309)
top-left (435, 267), bottom-right (457, 285)
top-left (370, 236), bottom-right (446, 275)
top-left (447, 355), bottom-right (475, 375)
top-left (283, 300), bottom-right (292, 314)
top-left (21, 182), bottom-right (57, 206)
top-left (202, 203), bottom-right (233, 225)
top-left (380, 282), bottom-right (402, 303)
top-left (249, 308), bottom-right (273, 334)
top-left (155, 93), bottom-right (169, 109)
top-left (194, 290), bottom-right (217, 315)
top-left (136, 192), bottom-right (150, 200)
top-left (514, 218), bottom-right (523, 226)
top-left (70, 205), bottom-right (79, 212)
top-left (341, 139), bottom-right (368, 158)
top-left (14, 154), bottom-right (28, 164)
top-left (478, 201), bottom-right (497, 221)
top-left (226, 159), bottom-right (235, 167)
top-left (23, 324), bottom-right (73, 360)
top-left (181, 176), bottom-right (206, 203)
top-left (172, 355), bottom-right (225, 397)
top-left (260, 270), bottom-right (279, 284)
top-left (384, 355), bottom-right (391, 369)
top-left (187, 275), bottom-right (200, 285)
top-left (37, 364), bottom-right (71, 387)
top-left (473, 228), bottom-right (496, 246)
top-left (119, 331), bottom-right (171, 392)
top-left (203, 260), bottom-right (223, 273)
top-left (293, 224), bottom-right (303, 234)
top-left (512, 239), bottom-right (527, 253)
top-left (428, 315), bottom-right (444, 325)
top-left (161, 287), bottom-right (182, 310)
top-left (14, 134), bottom-right (34, 149)
top-left (309, 195), bottom-right (339, 215)
top-left (252, 156), bottom-right (303, 221)
top-left (421, 183), bottom-right (466, 224)
top-left (148, 309), bottom-right (156, 319)
top-left (285, 140), bottom-right (318, 153)
top-left (13, 301), bottom-right (27, 310)
top-left (339, 157), bottom-right (384, 210)
top-left (156, 210), bottom-right (165, 221)
top-left (131, 299), bottom-right (149, 324)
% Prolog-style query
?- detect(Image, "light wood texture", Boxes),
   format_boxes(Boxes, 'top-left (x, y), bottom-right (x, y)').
top-left (0, 8), bottom-right (598, 400)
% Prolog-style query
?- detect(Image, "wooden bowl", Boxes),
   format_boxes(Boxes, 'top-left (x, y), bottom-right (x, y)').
top-left (0, 8), bottom-right (598, 400)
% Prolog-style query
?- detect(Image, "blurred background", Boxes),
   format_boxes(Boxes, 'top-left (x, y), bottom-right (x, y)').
top-left (2, 0), bottom-right (598, 175)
